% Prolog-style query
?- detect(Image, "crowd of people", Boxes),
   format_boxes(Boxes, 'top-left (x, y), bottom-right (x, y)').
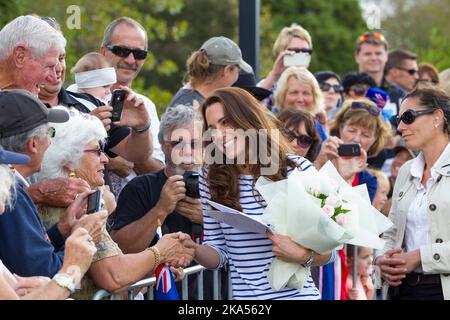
top-left (0, 14), bottom-right (449, 300)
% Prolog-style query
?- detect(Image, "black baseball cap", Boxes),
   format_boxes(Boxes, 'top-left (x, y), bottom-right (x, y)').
top-left (0, 89), bottom-right (69, 138)
top-left (232, 70), bottom-right (271, 101)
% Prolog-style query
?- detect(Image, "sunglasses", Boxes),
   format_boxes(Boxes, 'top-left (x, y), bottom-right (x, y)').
top-left (351, 101), bottom-right (380, 116)
top-left (106, 45), bottom-right (148, 60)
top-left (396, 67), bottom-right (418, 76)
top-left (286, 47), bottom-right (313, 55)
top-left (284, 128), bottom-right (314, 148)
top-left (357, 32), bottom-right (386, 44)
top-left (396, 108), bottom-right (435, 126)
top-left (350, 84), bottom-right (369, 96)
top-left (320, 82), bottom-right (344, 93)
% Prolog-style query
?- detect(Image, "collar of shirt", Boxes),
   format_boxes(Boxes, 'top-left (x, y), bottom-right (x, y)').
top-left (12, 168), bottom-right (30, 188)
top-left (410, 142), bottom-right (450, 183)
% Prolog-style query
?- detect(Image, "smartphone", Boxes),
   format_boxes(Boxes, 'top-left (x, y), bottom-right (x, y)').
top-left (283, 52), bottom-right (311, 68)
top-left (87, 189), bottom-right (103, 214)
top-left (338, 143), bottom-right (361, 157)
top-left (110, 89), bottom-right (127, 122)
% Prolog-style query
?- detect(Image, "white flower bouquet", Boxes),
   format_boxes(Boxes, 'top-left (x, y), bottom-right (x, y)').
top-left (255, 161), bottom-right (393, 291)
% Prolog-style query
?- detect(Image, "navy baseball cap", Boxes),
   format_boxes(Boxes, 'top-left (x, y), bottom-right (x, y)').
top-left (0, 145), bottom-right (30, 164)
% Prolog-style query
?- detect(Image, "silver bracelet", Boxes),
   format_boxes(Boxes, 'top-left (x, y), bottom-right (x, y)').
top-left (132, 122), bottom-right (151, 133)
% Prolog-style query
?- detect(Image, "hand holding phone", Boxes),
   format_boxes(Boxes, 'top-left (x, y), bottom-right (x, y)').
top-left (87, 189), bottom-right (104, 214)
top-left (338, 143), bottom-right (361, 157)
top-left (283, 52), bottom-right (311, 68)
top-left (110, 89), bottom-right (127, 122)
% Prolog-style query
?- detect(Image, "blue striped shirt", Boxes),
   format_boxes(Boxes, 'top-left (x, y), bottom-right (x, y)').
top-left (199, 154), bottom-right (336, 300)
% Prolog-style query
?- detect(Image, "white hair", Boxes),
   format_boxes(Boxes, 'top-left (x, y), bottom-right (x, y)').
top-left (0, 164), bottom-right (15, 212)
top-left (35, 108), bottom-right (107, 182)
top-left (0, 15), bottom-right (66, 61)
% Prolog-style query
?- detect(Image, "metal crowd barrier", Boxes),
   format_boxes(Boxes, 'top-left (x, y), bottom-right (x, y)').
top-left (91, 264), bottom-right (232, 300)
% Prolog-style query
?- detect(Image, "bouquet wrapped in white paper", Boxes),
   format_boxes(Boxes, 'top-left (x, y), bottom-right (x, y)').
top-left (255, 161), bottom-right (393, 291)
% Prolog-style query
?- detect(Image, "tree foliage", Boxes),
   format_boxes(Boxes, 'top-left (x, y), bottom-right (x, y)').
top-left (381, 0), bottom-right (450, 71)
top-left (260, 0), bottom-right (367, 79)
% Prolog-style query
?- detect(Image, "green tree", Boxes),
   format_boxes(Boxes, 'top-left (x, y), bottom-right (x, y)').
top-left (381, 0), bottom-right (450, 71)
top-left (260, 0), bottom-right (367, 79)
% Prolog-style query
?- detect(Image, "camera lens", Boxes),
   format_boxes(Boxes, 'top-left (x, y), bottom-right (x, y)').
top-left (183, 171), bottom-right (200, 199)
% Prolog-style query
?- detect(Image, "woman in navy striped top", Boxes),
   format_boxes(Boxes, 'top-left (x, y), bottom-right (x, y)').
top-left (193, 87), bottom-right (335, 300)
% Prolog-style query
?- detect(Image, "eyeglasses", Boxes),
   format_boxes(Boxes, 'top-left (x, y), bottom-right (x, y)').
top-left (83, 142), bottom-right (105, 157)
top-left (286, 47), bottom-right (313, 55)
top-left (350, 84), bottom-right (369, 96)
top-left (357, 32), bottom-right (386, 44)
top-left (320, 83), bottom-right (344, 93)
top-left (106, 45), bottom-right (148, 60)
top-left (396, 67), bottom-right (418, 76)
top-left (396, 108), bottom-right (435, 126)
top-left (168, 140), bottom-right (198, 149)
top-left (283, 128), bottom-right (314, 148)
top-left (351, 101), bottom-right (380, 116)
top-left (47, 127), bottom-right (56, 138)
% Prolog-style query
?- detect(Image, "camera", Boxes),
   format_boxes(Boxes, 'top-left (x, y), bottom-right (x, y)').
top-left (110, 89), bottom-right (127, 122)
top-left (338, 143), bottom-right (361, 157)
top-left (87, 189), bottom-right (103, 214)
top-left (183, 171), bottom-right (200, 199)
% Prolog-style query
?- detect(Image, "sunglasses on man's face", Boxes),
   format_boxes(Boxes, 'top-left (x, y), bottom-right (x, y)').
top-left (396, 67), bottom-right (418, 76)
top-left (396, 108), bottom-right (436, 126)
top-left (351, 101), bottom-right (380, 116)
top-left (286, 47), bottom-right (313, 55)
top-left (320, 82), bottom-right (344, 93)
top-left (284, 128), bottom-right (314, 148)
top-left (106, 45), bottom-right (148, 60)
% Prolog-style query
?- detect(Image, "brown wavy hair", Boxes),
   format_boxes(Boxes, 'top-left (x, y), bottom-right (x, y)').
top-left (201, 87), bottom-right (296, 211)
top-left (329, 98), bottom-right (391, 156)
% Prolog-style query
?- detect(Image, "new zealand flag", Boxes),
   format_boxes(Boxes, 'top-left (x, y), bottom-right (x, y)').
top-left (155, 264), bottom-right (179, 300)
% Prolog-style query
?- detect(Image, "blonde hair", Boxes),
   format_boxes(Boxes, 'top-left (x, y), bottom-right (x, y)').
top-left (71, 52), bottom-right (112, 74)
top-left (329, 99), bottom-right (391, 156)
top-left (274, 66), bottom-right (324, 114)
top-left (439, 68), bottom-right (450, 96)
top-left (273, 23), bottom-right (312, 58)
top-left (367, 168), bottom-right (390, 191)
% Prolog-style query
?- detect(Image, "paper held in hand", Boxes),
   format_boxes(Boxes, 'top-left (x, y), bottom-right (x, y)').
top-left (205, 199), bottom-right (274, 235)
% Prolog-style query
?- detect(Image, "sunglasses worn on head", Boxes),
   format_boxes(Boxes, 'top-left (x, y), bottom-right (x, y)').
top-left (396, 67), bottom-right (418, 76)
top-left (320, 82), bottom-right (344, 93)
top-left (286, 47), bottom-right (313, 55)
top-left (106, 45), bottom-right (148, 60)
top-left (357, 32), bottom-right (386, 44)
top-left (350, 84), bottom-right (369, 96)
top-left (284, 128), bottom-right (314, 148)
top-left (396, 108), bottom-right (435, 126)
top-left (351, 101), bottom-right (380, 116)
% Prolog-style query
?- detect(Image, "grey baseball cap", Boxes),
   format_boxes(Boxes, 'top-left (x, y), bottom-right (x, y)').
top-left (0, 89), bottom-right (69, 138)
top-left (200, 36), bottom-right (252, 73)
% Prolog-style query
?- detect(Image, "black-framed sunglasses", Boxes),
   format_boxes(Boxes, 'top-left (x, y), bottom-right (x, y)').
top-left (106, 45), bottom-right (148, 60)
top-left (286, 47), bottom-right (313, 55)
top-left (351, 101), bottom-right (380, 116)
top-left (320, 82), bottom-right (344, 93)
top-left (283, 128), bottom-right (314, 148)
top-left (396, 108), bottom-right (435, 126)
top-left (350, 84), bottom-right (369, 96)
top-left (396, 67), bottom-right (418, 76)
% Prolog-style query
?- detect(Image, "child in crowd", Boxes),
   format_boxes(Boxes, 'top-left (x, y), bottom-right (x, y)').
top-left (367, 168), bottom-right (390, 216)
top-left (346, 245), bottom-right (374, 300)
top-left (67, 52), bottom-right (117, 103)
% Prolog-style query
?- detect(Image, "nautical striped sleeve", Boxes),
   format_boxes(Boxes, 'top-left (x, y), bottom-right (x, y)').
top-left (199, 167), bottom-right (229, 269)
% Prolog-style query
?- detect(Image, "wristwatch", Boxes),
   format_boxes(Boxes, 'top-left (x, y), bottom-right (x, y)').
top-left (302, 250), bottom-right (314, 268)
top-left (132, 122), bottom-right (151, 134)
top-left (52, 273), bottom-right (76, 293)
